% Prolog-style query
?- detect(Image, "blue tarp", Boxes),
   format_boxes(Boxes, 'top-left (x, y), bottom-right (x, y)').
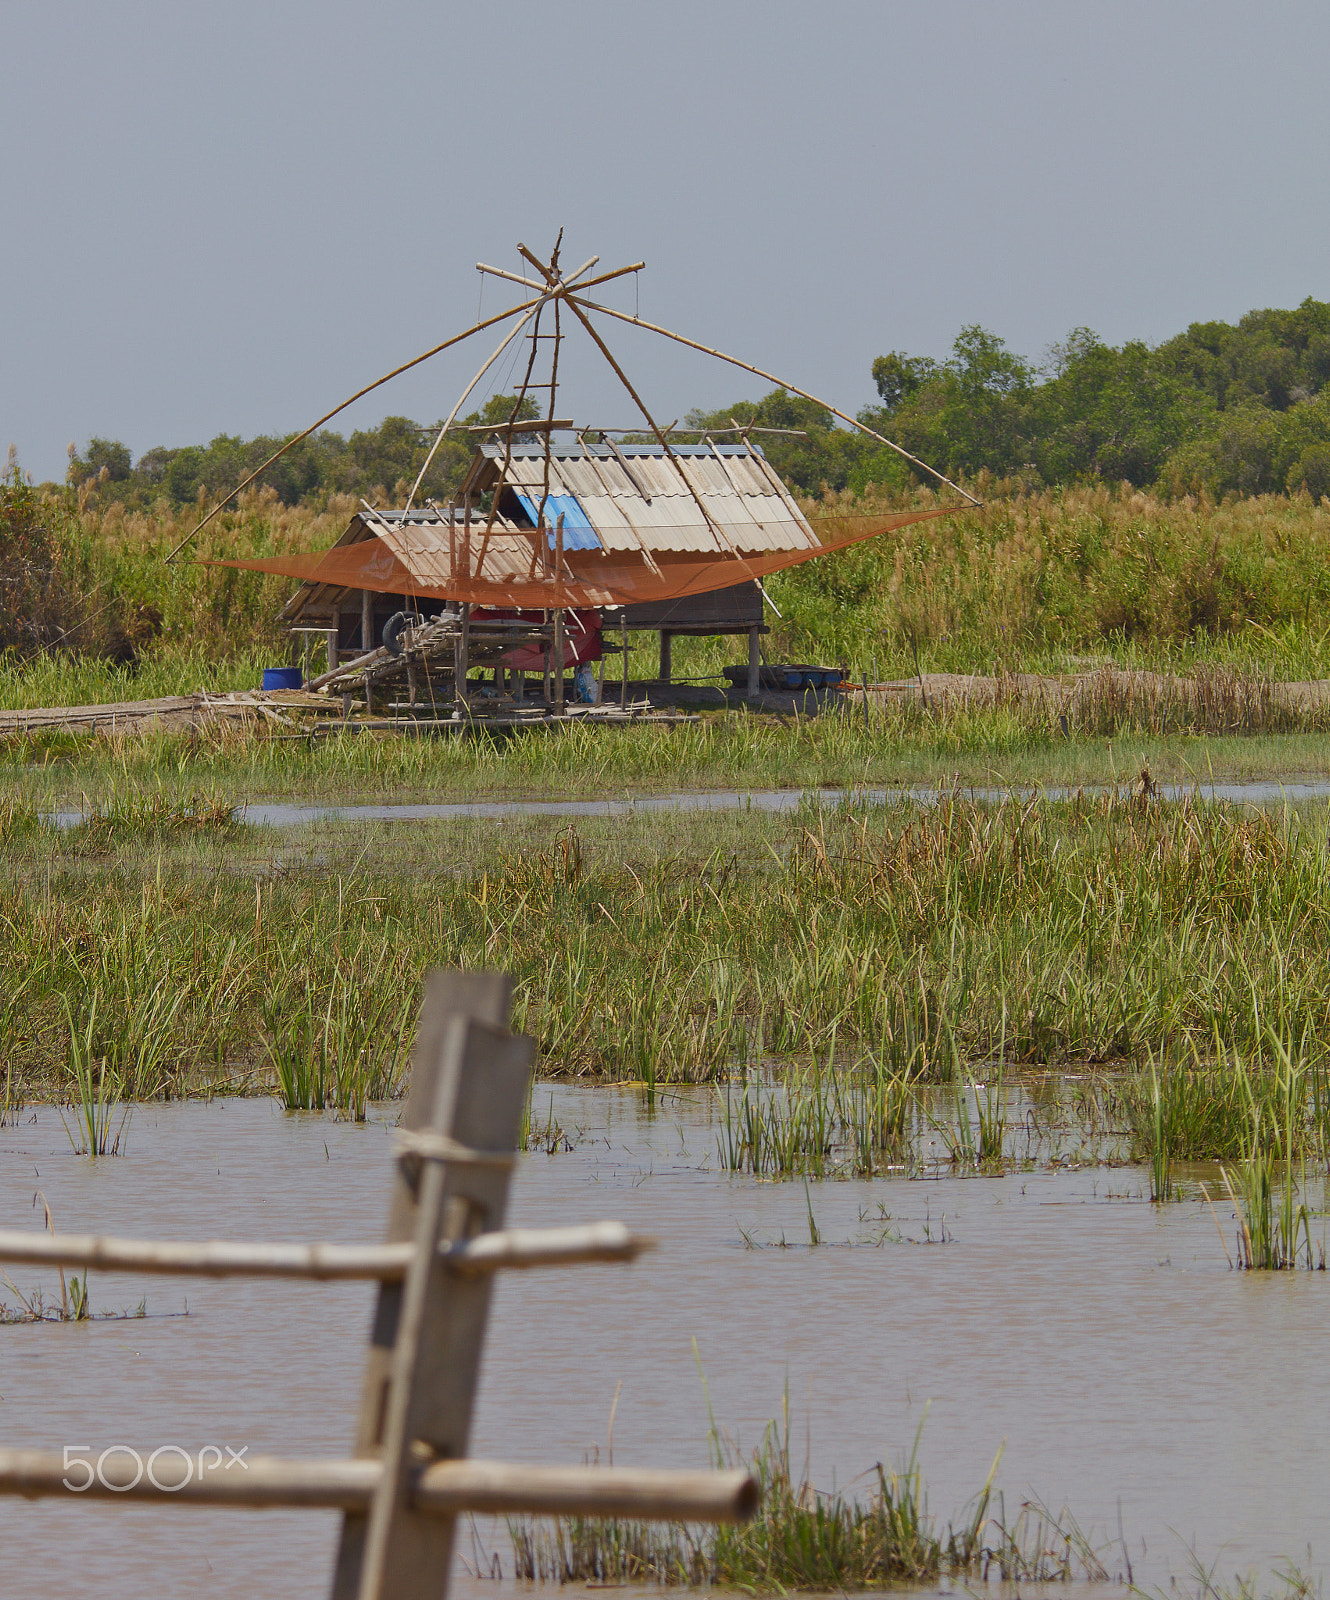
top-left (513, 491), bottom-right (602, 552)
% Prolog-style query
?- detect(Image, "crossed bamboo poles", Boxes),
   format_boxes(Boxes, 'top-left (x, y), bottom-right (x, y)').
top-left (166, 237), bottom-right (979, 566)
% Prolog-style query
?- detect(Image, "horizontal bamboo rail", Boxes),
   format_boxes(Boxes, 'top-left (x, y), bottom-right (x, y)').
top-left (0, 1449), bottom-right (757, 1521)
top-left (0, 1220), bottom-right (644, 1281)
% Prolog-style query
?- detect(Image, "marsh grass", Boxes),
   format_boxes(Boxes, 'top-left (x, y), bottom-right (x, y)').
top-left (718, 1056), bottom-right (926, 1181)
top-left (0, 1196), bottom-right (142, 1322)
top-left (15, 480), bottom-right (1330, 702)
top-left (505, 1405), bottom-right (1108, 1589)
top-left (1159, 1552), bottom-right (1323, 1600)
top-left (264, 960), bottom-right (415, 1118)
top-left (9, 795), bottom-right (1330, 1104)
top-left (69, 783), bottom-right (238, 849)
top-left (60, 994), bottom-right (130, 1155)
top-left (1219, 1042), bottom-right (1327, 1269)
top-left (1147, 1059), bottom-right (1174, 1202)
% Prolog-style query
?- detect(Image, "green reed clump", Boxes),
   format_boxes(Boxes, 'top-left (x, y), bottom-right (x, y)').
top-left (264, 959), bottom-right (416, 1118)
top-left (60, 995), bottom-right (129, 1155)
top-left (507, 1409), bottom-right (1106, 1589)
top-left (1121, 1030), bottom-right (1330, 1181)
top-left (72, 784), bottom-right (237, 848)
top-left (1146, 1059), bottom-right (1173, 1201)
top-left (718, 1053), bottom-right (923, 1180)
top-left (1218, 1042), bottom-right (1326, 1269)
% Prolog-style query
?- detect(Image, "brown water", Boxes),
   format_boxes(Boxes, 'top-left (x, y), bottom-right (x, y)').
top-left (0, 1087), bottom-right (1326, 1597)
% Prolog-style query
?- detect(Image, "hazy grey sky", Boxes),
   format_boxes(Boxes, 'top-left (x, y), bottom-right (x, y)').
top-left (5, 0), bottom-right (1329, 483)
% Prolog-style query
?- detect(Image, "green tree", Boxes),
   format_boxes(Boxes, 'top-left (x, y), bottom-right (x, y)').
top-left (68, 437), bottom-right (133, 485)
top-left (870, 351), bottom-right (940, 411)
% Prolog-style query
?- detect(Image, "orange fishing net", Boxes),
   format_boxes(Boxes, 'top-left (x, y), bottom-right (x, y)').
top-left (209, 508), bottom-right (957, 611)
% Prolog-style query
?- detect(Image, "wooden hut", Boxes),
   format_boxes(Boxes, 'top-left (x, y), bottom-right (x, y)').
top-left (280, 431), bottom-right (819, 710)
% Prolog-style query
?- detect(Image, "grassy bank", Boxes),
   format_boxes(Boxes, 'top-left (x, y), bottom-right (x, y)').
top-left (7, 681), bottom-right (1330, 816)
top-left (7, 792), bottom-right (1330, 1107)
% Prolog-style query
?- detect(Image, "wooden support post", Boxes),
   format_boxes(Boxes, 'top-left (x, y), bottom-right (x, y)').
top-left (453, 605), bottom-right (470, 717)
top-left (659, 630), bottom-right (672, 685)
top-left (362, 589), bottom-right (374, 653)
top-left (407, 658), bottom-right (418, 708)
top-left (553, 610), bottom-right (565, 714)
top-left (747, 625), bottom-right (761, 698)
top-left (621, 613), bottom-right (629, 710)
top-left (329, 604), bottom-right (341, 676)
top-left (302, 633), bottom-right (313, 686)
top-left (332, 973), bottom-right (533, 1600)
top-left (364, 672), bottom-right (373, 719)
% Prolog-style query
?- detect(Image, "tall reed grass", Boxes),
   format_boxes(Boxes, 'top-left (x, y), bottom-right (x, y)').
top-left (15, 480), bottom-right (1330, 692)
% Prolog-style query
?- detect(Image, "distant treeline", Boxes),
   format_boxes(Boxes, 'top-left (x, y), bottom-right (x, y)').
top-left (66, 296), bottom-right (1330, 507)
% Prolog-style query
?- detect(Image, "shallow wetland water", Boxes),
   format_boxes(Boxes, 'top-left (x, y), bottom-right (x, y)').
top-left (0, 1083), bottom-right (1326, 1597)
top-left (240, 773), bottom-right (1330, 826)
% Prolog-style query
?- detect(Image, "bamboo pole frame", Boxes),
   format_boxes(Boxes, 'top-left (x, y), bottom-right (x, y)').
top-left (565, 292), bottom-right (984, 507)
top-left (167, 291), bottom-right (555, 558)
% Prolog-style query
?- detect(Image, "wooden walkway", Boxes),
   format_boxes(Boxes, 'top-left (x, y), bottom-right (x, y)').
top-left (0, 690), bottom-right (699, 738)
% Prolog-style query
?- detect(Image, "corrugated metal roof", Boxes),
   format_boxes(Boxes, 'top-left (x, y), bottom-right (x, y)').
top-left (476, 440), bottom-right (816, 556)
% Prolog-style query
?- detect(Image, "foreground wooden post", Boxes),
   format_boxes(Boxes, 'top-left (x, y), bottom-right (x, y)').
top-left (334, 973), bottom-right (529, 1599)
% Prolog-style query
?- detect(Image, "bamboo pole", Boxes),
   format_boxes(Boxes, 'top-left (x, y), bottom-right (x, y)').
top-left (0, 1450), bottom-right (757, 1522)
top-left (553, 606), bottom-right (565, 714)
top-left (166, 289), bottom-right (551, 559)
top-left (566, 293), bottom-right (984, 508)
top-left (0, 1221), bottom-right (645, 1281)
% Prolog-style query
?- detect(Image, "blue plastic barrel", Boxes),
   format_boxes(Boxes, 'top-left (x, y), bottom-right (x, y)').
top-left (262, 667), bottom-right (303, 691)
